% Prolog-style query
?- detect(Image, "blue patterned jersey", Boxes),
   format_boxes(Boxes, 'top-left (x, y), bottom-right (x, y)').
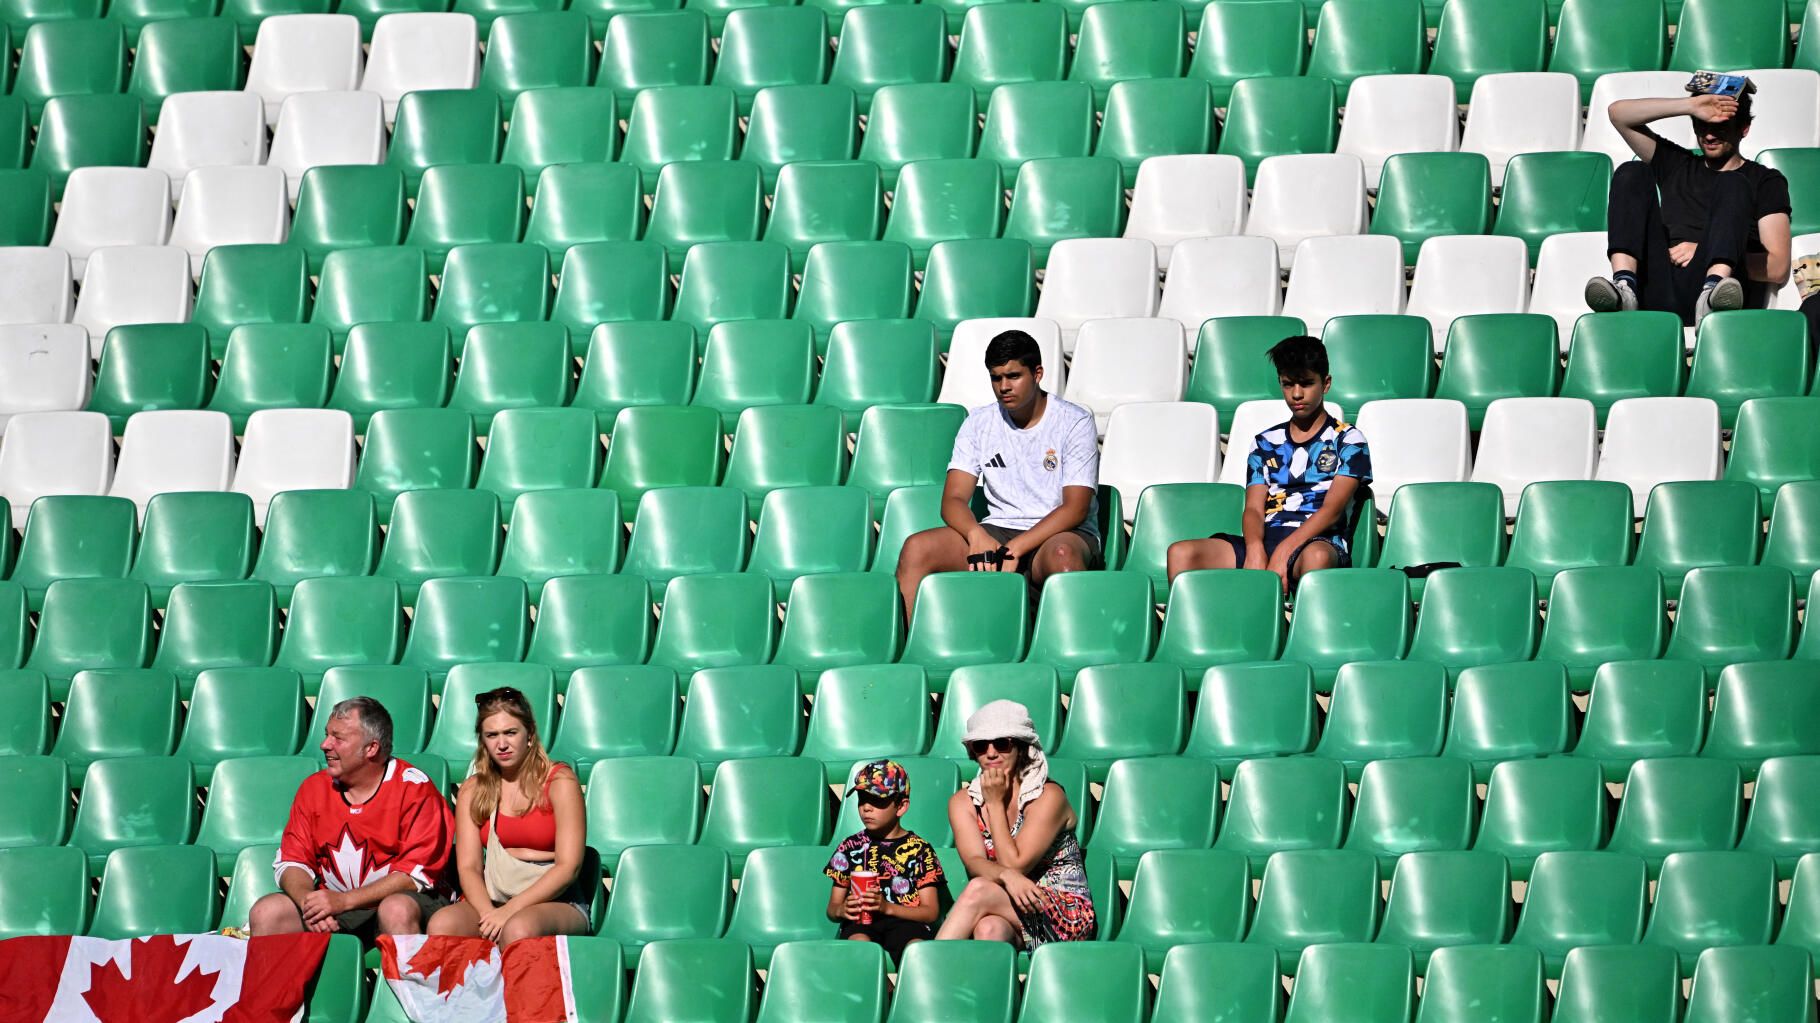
top-left (1245, 415), bottom-right (1372, 552)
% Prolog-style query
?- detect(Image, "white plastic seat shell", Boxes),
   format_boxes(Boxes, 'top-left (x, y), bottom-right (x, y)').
top-left (1061, 317), bottom-right (1190, 437)
top-left (230, 408), bottom-right (359, 526)
top-left (108, 410), bottom-right (237, 517)
top-left (0, 411), bottom-right (116, 528)
top-left (1100, 400), bottom-right (1221, 521)
top-left (70, 246), bottom-right (194, 360)
top-left (1157, 235), bottom-right (1283, 348)
top-left (1460, 72), bottom-right (1584, 188)
top-left (1244, 153), bottom-right (1368, 269)
top-left (0, 324), bottom-right (92, 433)
top-left (939, 317), bottom-right (1068, 410)
top-left (1529, 231), bottom-right (1613, 352)
top-left (1405, 235), bottom-right (1532, 352)
top-left (1033, 238), bottom-right (1161, 354)
top-left (1123, 154), bottom-right (1249, 267)
top-left (266, 91), bottom-right (388, 202)
top-left (1353, 398), bottom-right (1474, 514)
top-left (1469, 397), bottom-right (1599, 516)
top-left (47, 168), bottom-right (173, 278)
top-left (359, 13), bottom-right (481, 123)
top-left (243, 14), bottom-right (366, 128)
top-left (1594, 396), bottom-right (1725, 514)
top-left (1281, 234), bottom-right (1407, 337)
top-left (166, 166), bottom-right (292, 275)
top-left (0, 247), bottom-right (75, 325)
top-left (146, 91), bottom-right (270, 199)
top-left (1334, 73), bottom-right (1462, 191)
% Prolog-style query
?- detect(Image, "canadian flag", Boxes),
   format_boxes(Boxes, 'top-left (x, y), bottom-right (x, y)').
top-left (0, 933), bottom-right (329, 1023)
top-left (378, 935), bottom-right (578, 1023)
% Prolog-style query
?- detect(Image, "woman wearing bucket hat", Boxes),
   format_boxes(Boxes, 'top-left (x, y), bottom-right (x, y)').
top-left (935, 700), bottom-right (1094, 946)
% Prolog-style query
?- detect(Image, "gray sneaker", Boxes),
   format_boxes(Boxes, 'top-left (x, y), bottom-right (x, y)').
top-left (1695, 276), bottom-right (1746, 324)
top-left (1585, 275), bottom-right (1640, 312)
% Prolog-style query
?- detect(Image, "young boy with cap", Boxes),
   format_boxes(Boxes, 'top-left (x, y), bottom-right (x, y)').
top-left (824, 759), bottom-right (949, 965)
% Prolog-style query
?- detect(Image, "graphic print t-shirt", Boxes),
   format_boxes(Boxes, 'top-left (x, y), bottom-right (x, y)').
top-left (825, 831), bottom-right (948, 907)
top-left (1245, 415), bottom-right (1372, 552)
top-left (275, 758), bottom-right (457, 897)
top-left (949, 395), bottom-right (1101, 540)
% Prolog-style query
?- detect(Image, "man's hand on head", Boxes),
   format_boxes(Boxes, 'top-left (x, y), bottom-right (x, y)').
top-left (1688, 93), bottom-right (1738, 124)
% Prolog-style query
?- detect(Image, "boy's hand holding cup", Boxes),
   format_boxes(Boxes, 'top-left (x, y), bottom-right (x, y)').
top-left (849, 871), bottom-right (881, 924)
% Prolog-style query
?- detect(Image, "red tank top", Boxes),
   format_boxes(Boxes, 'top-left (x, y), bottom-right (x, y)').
top-left (480, 763), bottom-right (569, 852)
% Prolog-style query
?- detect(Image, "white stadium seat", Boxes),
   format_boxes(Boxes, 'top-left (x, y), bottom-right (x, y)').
top-left (0, 247), bottom-right (74, 325)
top-left (939, 317), bottom-right (1068, 409)
top-left (71, 247), bottom-right (193, 360)
top-left (1469, 397), bottom-right (1599, 516)
top-left (1100, 401), bottom-right (1221, 521)
top-left (1335, 73), bottom-right (1461, 191)
top-left (267, 91), bottom-right (388, 202)
top-left (0, 411), bottom-right (115, 528)
top-left (1244, 153), bottom-right (1368, 269)
top-left (1528, 230), bottom-right (1612, 351)
top-left (1281, 234), bottom-right (1406, 337)
top-left (0, 324), bottom-right (92, 432)
top-left (1217, 399), bottom-right (1347, 487)
top-left (231, 409), bottom-right (358, 526)
top-left (1156, 235), bottom-right (1283, 349)
top-left (1353, 398), bottom-right (1473, 512)
top-left (244, 14), bottom-right (365, 128)
top-left (167, 166), bottom-right (291, 273)
top-left (1582, 71), bottom-right (1693, 167)
top-left (108, 410), bottom-right (236, 516)
top-left (48, 168), bottom-right (172, 277)
top-left (1461, 72), bottom-right (1585, 187)
top-left (1034, 238), bottom-right (1160, 354)
top-left (1405, 235), bottom-right (1532, 351)
top-left (1062, 317), bottom-right (1188, 437)
top-left (1123, 154), bottom-right (1249, 268)
top-left (146, 91), bottom-right (268, 198)
top-left (1595, 396), bottom-right (1724, 513)
top-left (1735, 68), bottom-right (1820, 158)
top-left (360, 13), bottom-right (481, 123)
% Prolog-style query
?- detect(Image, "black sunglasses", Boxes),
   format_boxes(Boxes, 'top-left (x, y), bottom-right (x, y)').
top-left (476, 686), bottom-right (523, 706)
top-left (966, 737), bottom-right (1021, 758)
top-left (855, 792), bottom-right (901, 808)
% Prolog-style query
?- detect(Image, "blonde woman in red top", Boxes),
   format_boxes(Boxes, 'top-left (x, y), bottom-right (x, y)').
top-left (427, 687), bottom-right (593, 945)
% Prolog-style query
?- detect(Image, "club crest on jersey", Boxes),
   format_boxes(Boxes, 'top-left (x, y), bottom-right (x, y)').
top-left (1316, 451), bottom-right (1338, 473)
top-left (1043, 449), bottom-right (1058, 471)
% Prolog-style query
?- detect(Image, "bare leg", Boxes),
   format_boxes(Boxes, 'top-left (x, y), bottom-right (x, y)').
top-left (248, 892), bottom-right (306, 936)
top-left (376, 893), bottom-right (428, 936)
top-left (935, 878), bottom-right (1025, 942)
top-left (1611, 252), bottom-right (1639, 274)
top-left (1290, 540), bottom-right (1338, 585)
top-left (1164, 539), bottom-right (1238, 585)
top-left (972, 916), bottom-right (1019, 943)
top-left (1027, 532), bottom-right (1094, 586)
top-left (498, 903), bottom-right (591, 946)
top-left (427, 900), bottom-right (482, 936)
top-left (896, 527), bottom-right (971, 623)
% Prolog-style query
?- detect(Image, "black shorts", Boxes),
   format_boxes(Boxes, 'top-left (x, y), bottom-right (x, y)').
top-left (332, 890), bottom-right (452, 945)
top-left (979, 524), bottom-right (1103, 573)
top-left (1208, 533), bottom-right (1351, 576)
top-left (838, 915), bottom-right (933, 966)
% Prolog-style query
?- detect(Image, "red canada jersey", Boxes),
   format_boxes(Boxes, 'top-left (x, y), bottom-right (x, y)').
top-left (275, 758), bottom-right (456, 897)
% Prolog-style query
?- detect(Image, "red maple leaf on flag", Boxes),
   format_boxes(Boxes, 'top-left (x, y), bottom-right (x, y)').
top-left (406, 938), bottom-right (497, 997)
top-left (83, 934), bottom-right (221, 1023)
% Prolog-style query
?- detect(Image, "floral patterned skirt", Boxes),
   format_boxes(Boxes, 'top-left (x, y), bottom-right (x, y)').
top-left (1015, 886), bottom-right (1096, 949)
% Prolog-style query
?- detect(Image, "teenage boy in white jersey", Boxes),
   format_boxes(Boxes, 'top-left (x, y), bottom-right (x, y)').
top-left (896, 330), bottom-right (1101, 621)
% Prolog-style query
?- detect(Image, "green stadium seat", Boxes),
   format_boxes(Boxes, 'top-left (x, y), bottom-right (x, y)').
top-left (68, 755), bottom-right (196, 874)
top-left (1552, 945), bottom-right (1682, 1023)
top-left (585, 756), bottom-right (699, 871)
top-left (672, 663), bottom-right (800, 767)
top-left (900, 572), bottom-right (1030, 690)
top-left (814, 320), bottom-right (938, 431)
top-left (0, 584), bottom-right (21, 671)
top-left (599, 405), bottom-right (725, 502)
top-left (670, 240), bottom-right (794, 333)
top-left (827, 4), bottom-right (947, 112)
top-left (174, 667), bottom-right (305, 780)
top-left (1669, 0), bottom-right (1787, 70)
top-left (446, 322), bottom-right (573, 426)
top-left (830, 755), bottom-right (957, 844)
top-left (13, 19), bottom-right (128, 120)
top-left (1375, 481), bottom-right (1508, 576)
top-left (1053, 663), bottom-right (1186, 780)
top-left (30, 95), bottom-right (148, 198)
top-left (423, 662), bottom-right (555, 767)
top-left (595, 10), bottom-right (708, 102)
top-left (1279, 568), bottom-right (1411, 691)
top-left (0, 168), bottom-right (54, 245)
top-left (190, 245), bottom-right (312, 355)
top-left (1509, 850), bottom-right (1649, 977)
top-left (620, 485), bottom-right (747, 592)
top-left (1738, 757), bottom-right (1820, 878)
top-left (1185, 315), bottom-right (1302, 408)
top-left (525, 575), bottom-right (652, 687)
top-left (691, 322), bottom-right (817, 433)
top-left (88, 325), bottom-right (211, 430)
top-left (764, 160), bottom-right (882, 272)
top-left (374, 489), bottom-right (502, 601)
top-left (205, 324), bottom-right (333, 428)
top-left (52, 667), bottom-right (179, 786)
top-left (151, 581), bottom-right (278, 697)
top-left (1001, 156), bottom-right (1126, 264)
top-left (572, 321), bottom-right (695, 428)
top-left (1151, 569), bottom-right (1281, 681)
top-left (501, 88), bottom-right (618, 188)
top-left (474, 407), bottom-right (603, 512)
top-left (647, 573), bottom-right (776, 679)
top-left (1686, 312), bottom-right (1811, 429)
top-left (1473, 757), bottom-right (1608, 880)
top-left (498, 489), bottom-right (623, 591)
top-left (1021, 570), bottom-right (1155, 690)
top-left (0, 846), bottom-right (88, 937)
top-left (741, 87), bottom-right (861, 193)
top-left (1725, 397), bottom-right (1820, 510)
top-left (1068, 0), bottom-right (1187, 107)
top-left (1493, 151), bottom-right (1612, 260)
top-left (1701, 662), bottom-right (1820, 777)
top-left (350, 408), bottom-right (475, 523)
top-left (598, 844), bottom-right (730, 962)
top-left (288, 167), bottom-right (408, 273)
top-left (882, 159), bottom-right (1005, 266)
top-left (744, 486), bottom-right (872, 588)
top-left (9, 495), bottom-right (135, 609)
top-left (551, 241), bottom-right (671, 331)
top-left (772, 572), bottom-right (902, 684)
top-left (1112, 849), bottom-right (1249, 972)
top-left (386, 89), bottom-right (503, 196)
top-left (1643, 850), bottom-right (1779, 976)
top-left (756, 940), bottom-right (885, 1023)
top-left (1282, 943), bottom-right (1413, 1020)
top-left (869, 483), bottom-right (943, 574)
top-left (309, 248), bottom-right (431, 348)
top-left (1312, 661), bottom-right (1447, 777)
top-left (1370, 153), bottom-right (1493, 263)
top-left (699, 755), bottom-right (830, 873)
top-left (1607, 757), bottom-right (1743, 874)
top-left (1549, 0), bottom-right (1665, 100)
top-left (0, 754), bottom-right (70, 849)
top-left (798, 663), bottom-right (929, 776)
top-left (1663, 566), bottom-right (1797, 685)
top-left (396, 576), bottom-right (529, 687)
top-left (0, 670), bottom-right (50, 757)
top-left (1683, 946), bottom-right (1816, 1023)
top-left (193, 754), bottom-right (316, 873)
top-left (887, 940), bottom-right (1016, 1023)
top-left (548, 662), bottom-right (672, 769)
top-left (1150, 943), bottom-right (1281, 1023)
top-left (1802, 570), bottom-right (1820, 660)
top-left (1017, 943), bottom-right (1148, 1023)
top-left (1778, 852), bottom-right (1820, 959)
top-left (1124, 483), bottom-right (1242, 591)
top-left (308, 666), bottom-right (431, 761)
top-left (1245, 850), bottom-right (1381, 968)
top-left (975, 82), bottom-right (1095, 177)
top-left (915, 239), bottom-right (1035, 340)
top-left (643, 160), bottom-right (764, 258)
top-left (223, 0), bottom-right (330, 28)
top-left (273, 579), bottom-right (405, 696)
top-left (1403, 567), bottom-right (1538, 679)
top-left (1441, 659), bottom-right (1572, 778)
top-left (794, 241), bottom-right (915, 352)
top-left (1432, 315), bottom-right (1562, 427)
top-left (107, 0), bottom-right (217, 43)
top-left (431, 242), bottom-right (551, 336)
top-left (1215, 756), bottom-right (1349, 870)
top-left (618, 84), bottom-right (737, 176)
top-left (1428, 0), bottom-right (1546, 101)
top-left (1378, 852), bottom-right (1515, 974)
top-left (1571, 659), bottom-right (1708, 781)
top-left (722, 845), bottom-right (840, 967)
top-left (856, 83), bottom-right (978, 189)
top-left (1762, 480), bottom-right (1820, 578)
top-left (28, 579), bottom-right (153, 700)
top-left (88, 844), bottom-right (219, 938)
top-left (480, 11), bottom-right (595, 105)
top-left (1188, 1), bottom-right (1304, 106)
top-left (1505, 483), bottom-right (1637, 595)
top-left (1416, 946), bottom-right (1545, 1023)
top-left (1344, 758), bottom-right (1477, 871)
top-left (1559, 311), bottom-right (1686, 417)
top-left (1181, 661), bottom-right (1314, 776)
top-left (931, 663), bottom-right (1062, 760)
top-left (712, 6), bottom-right (828, 116)
top-left (404, 166), bottom-right (526, 275)
top-left (1304, 0), bottom-right (1427, 98)
top-left (950, 4), bottom-right (1066, 93)
top-left (1322, 314), bottom-right (1436, 410)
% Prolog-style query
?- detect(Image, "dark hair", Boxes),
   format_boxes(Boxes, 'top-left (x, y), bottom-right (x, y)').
top-left (330, 696), bottom-right (394, 761)
top-left (1735, 89), bottom-right (1755, 125)
top-left (983, 329), bottom-right (1043, 371)
top-left (1267, 335), bottom-right (1329, 379)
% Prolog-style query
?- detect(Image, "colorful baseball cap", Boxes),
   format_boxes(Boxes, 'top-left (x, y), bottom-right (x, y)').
top-left (847, 759), bottom-right (910, 799)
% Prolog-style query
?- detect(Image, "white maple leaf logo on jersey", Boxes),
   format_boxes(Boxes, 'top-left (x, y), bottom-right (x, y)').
top-left (321, 826), bottom-right (393, 893)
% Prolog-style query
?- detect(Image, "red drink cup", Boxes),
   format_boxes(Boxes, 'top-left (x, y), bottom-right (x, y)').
top-left (850, 871), bottom-right (880, 924)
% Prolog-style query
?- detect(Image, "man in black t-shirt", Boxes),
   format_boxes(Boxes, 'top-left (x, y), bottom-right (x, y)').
top-left (1585, 84), bottom-right (1793, 326)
